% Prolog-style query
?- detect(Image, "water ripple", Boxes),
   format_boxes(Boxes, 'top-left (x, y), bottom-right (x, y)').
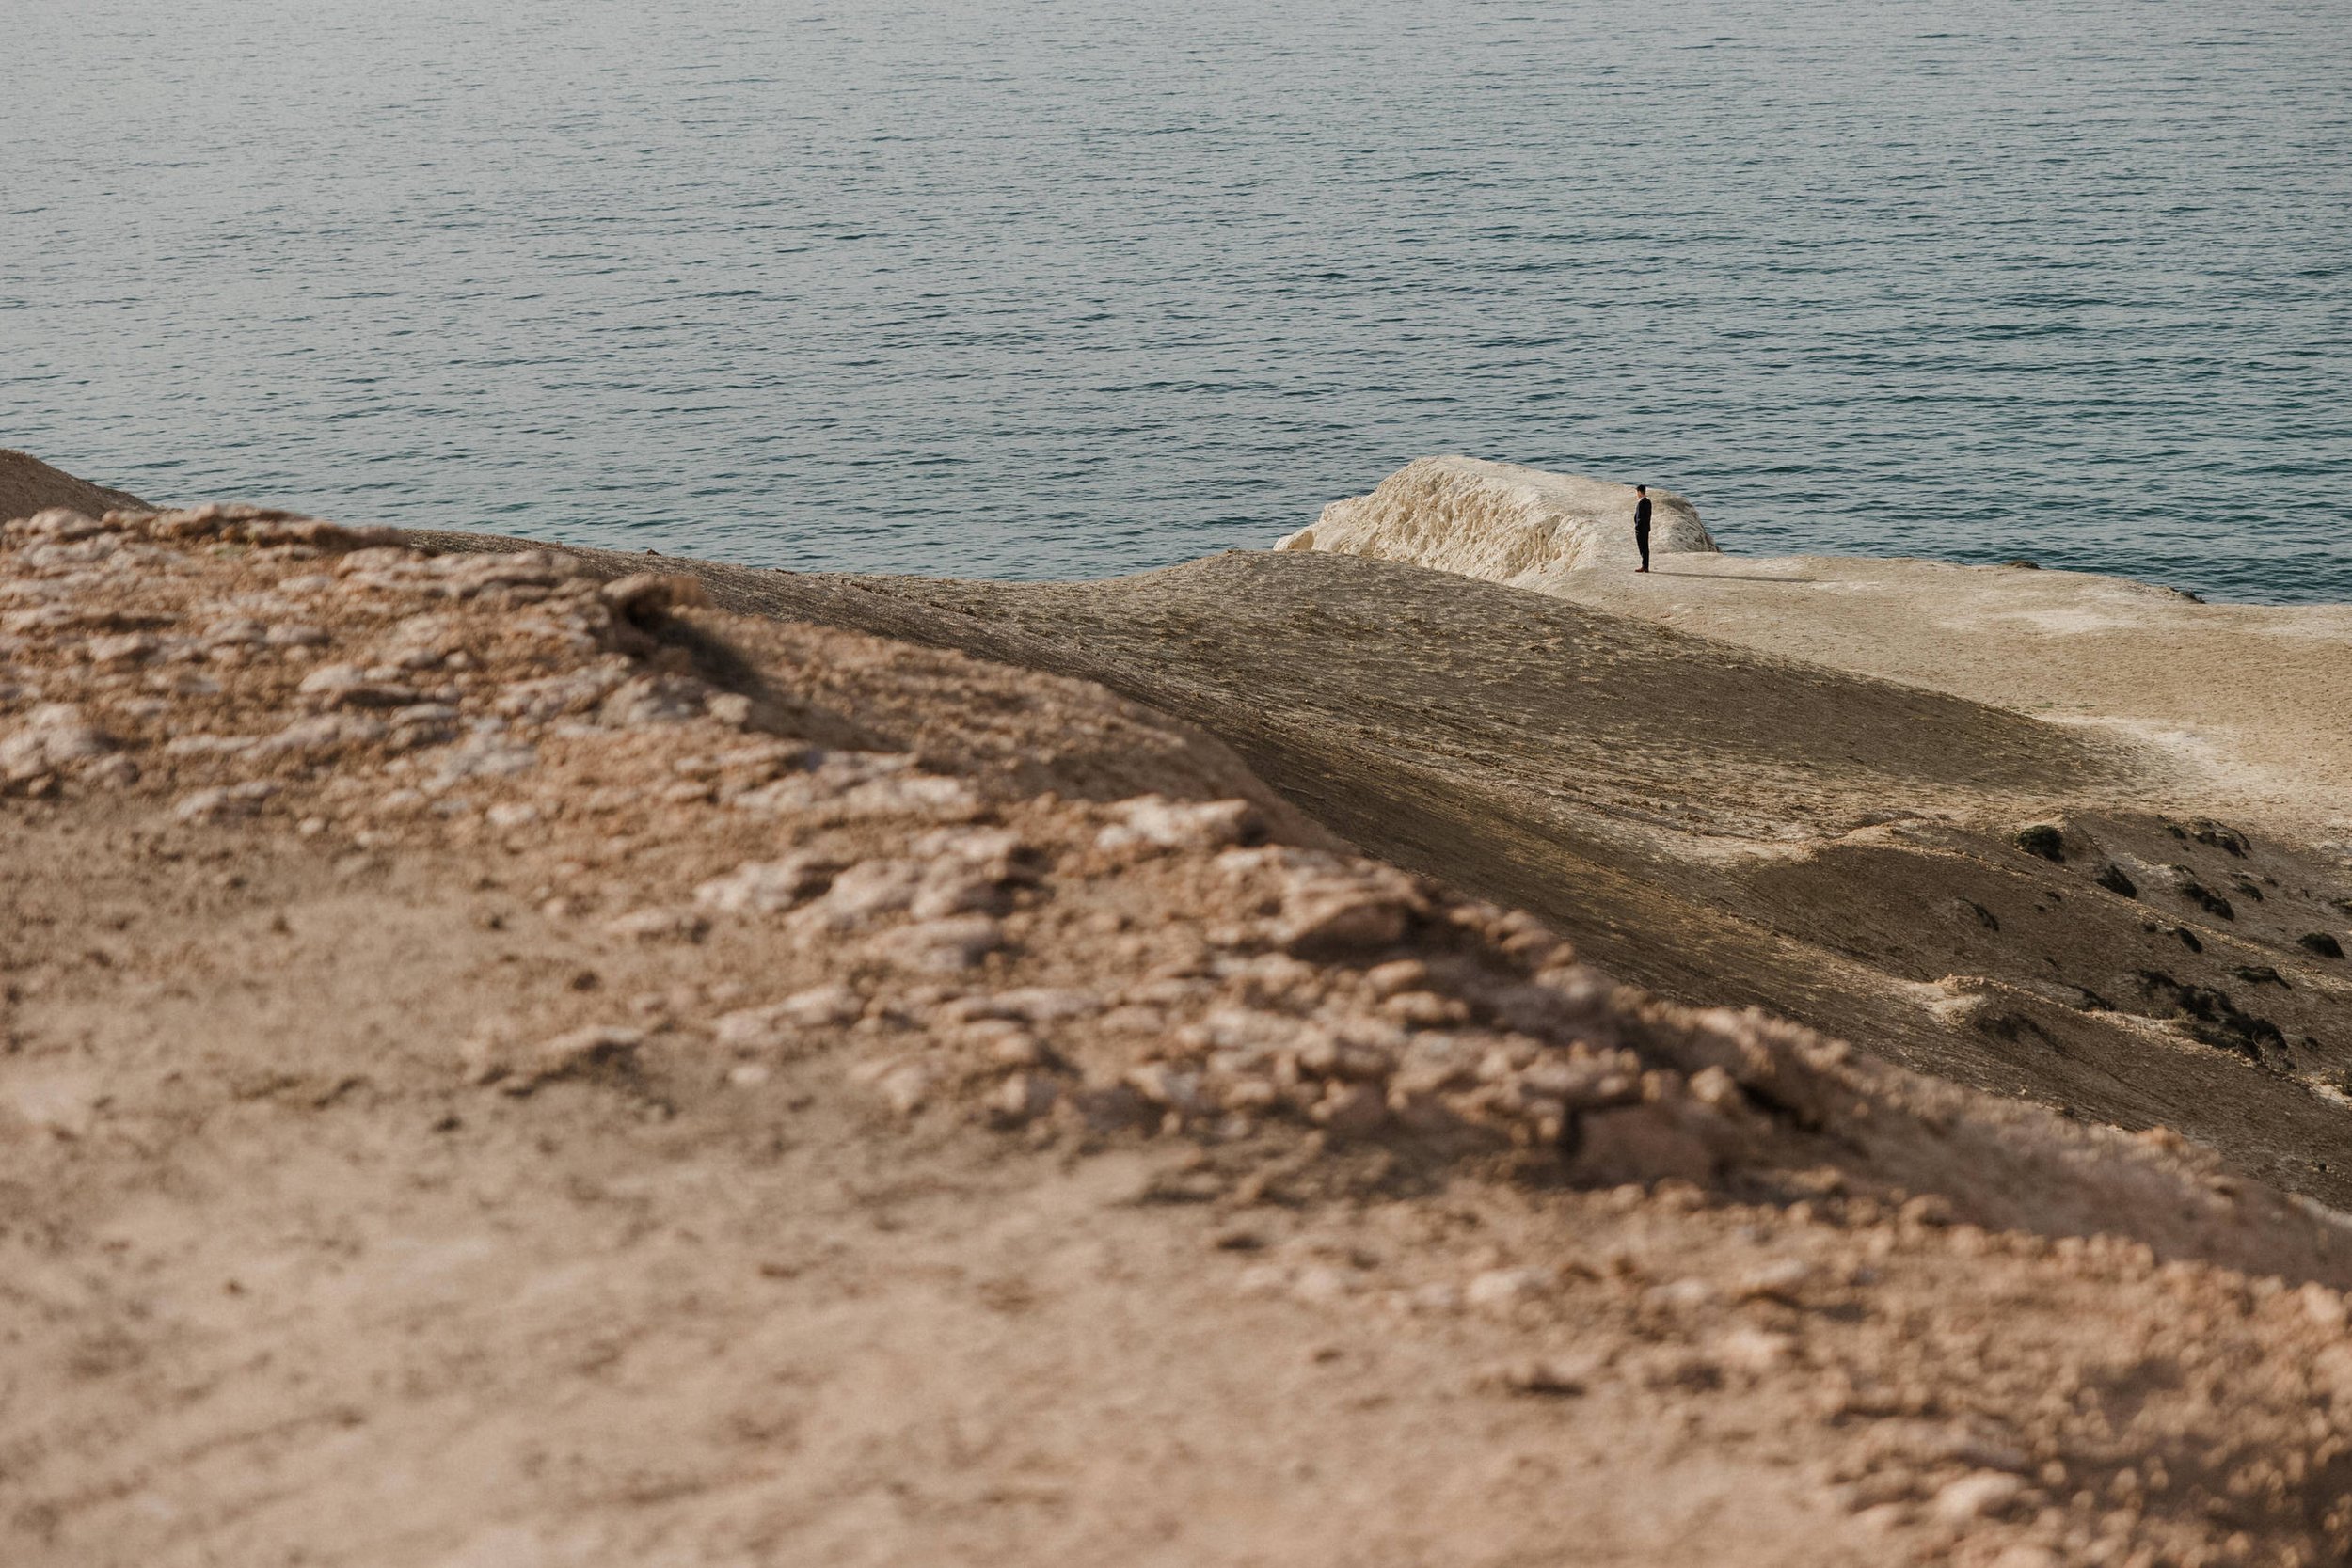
top-left (4, 0), bottom-right (2348, 603)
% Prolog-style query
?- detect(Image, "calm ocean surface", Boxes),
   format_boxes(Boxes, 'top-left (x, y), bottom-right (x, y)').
top-left (7, 1), bottom-right (2349, 602)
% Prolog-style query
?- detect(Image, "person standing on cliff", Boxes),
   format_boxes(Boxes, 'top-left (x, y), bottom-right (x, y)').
top-left (1632, 484), bottom-right (1653, 573)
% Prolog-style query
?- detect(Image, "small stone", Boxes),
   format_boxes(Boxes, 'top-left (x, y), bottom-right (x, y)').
top-left (866, 915), bottom-right (1003, 973)
top-left (966, 1024), bottom-right (1041, 1067)
top-left (987, 1072), bottom-right (1059, 1126)
top-left (530, 1025), bottom-right (644, 1082)
top-left (599, 673), bottom-right (708, 727)
top-left (296, 663), bottom-right (420, 708)
top-left (1489, 1355), bottom-right (1593, 1397)
top-left (1311, 1080), bottom-right (1388, 1136)
top-left (1, 705), bottom-right (113, 783)
top-left (1851, 1502), bottom-right (1912, 1535)
top-left (1406, 1282), bottom-right (1462, 1313)
top-left (485, 802), bottom-right (540, 830)
top-left (602, 907), bottom-right (709, 943)
top-left (600, 572), bottom-right (707, 619)
top-left (909, 869), bottom-right (1009, 921)
top-left (82, 753), bottom-right (138, 788)
top-left (1290, 1265), bottom-right (1356, 1304)
top-left (1124, 1061), bottom-right (1204, 1113)
top-left (1279, 883), bottom-right (1412, 957)
top-left (2299, 1281), bottom-right (2349, 1330)
top-left (807, 859), bottom-right (929, 925)
top-left (2013, 824), bottom-right (2065, 862)
top-left (173, 781), bottom-right (278, 823)
top-left (1465, 1267), bottom-right (1554, 1312)
top-left (1713, 1326), bottom-right (1796, 1373)
top-left (694, 855), bottom-right (836, 913)
top-left (1686, 1065), bottom-right (1742, 1110)
top-left (87, 631), bottom-right (158, 666)
top-left (1363, 958), bottom-right (1430, 999)
top-left (1988, 1548), bottom-right (2061, 1568)
top-left (726, 1062), bottom-right (772, 1088)
top-left (430, 735), bottom-right (537, 789)
top-left (713, 985), bottom-right (865, 1053)
top-left (1646, 1277), bottom-right (1718, 1312)
top-left (946, 988), bottom-right (1099, 1024)
top-left (875, 1061), bottom-right (931, 1117)
top-left (1931, 1469), bottom-right (2026, 1523)
top-left (1898, 1194), bottom-right (1955, 1227)
top-left (774, 983), bottom-right (866, 1027)
top-left (1734, 1259), bottom-right (1812, 1304)
top-left (1382, 990), bottom-right (1467, 1027)
top-left (1096, 795), bottom-right (1259, 853)
top-left (1233, 1263), bottom-right (1291, 1297)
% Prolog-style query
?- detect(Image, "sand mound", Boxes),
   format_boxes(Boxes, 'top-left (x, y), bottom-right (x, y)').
top-left (1276, 455), bottom-right (1716, 578)
top-left (9, 498), bottom-right (2352, 1563)
top-left (0, 447), bottom-right (149, 523)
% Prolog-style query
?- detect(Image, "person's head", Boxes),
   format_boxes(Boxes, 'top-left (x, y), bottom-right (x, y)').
top-left (1636, 484), bottom-right (1646, 496)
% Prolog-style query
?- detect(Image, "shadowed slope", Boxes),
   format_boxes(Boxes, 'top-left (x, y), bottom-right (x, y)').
top-left (0, 449), bottom-right (148, 521)
top-left (408, 531), bottom-right (2352, 1209)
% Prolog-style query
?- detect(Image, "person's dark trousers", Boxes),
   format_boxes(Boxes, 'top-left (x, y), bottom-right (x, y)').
top-left (1636, 525), bottom-right (1650, 570)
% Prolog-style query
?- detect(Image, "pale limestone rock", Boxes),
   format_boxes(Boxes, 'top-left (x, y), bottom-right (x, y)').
top-left (1096, 795), bottom-right (1258, 853)
top-left (866, 915), bottom-right (1003, 973)
top-left (1931, 1469), bottom-right (2026, 1523)
top-left (693, 854), bottom-right (835, 914)
top-left (712, 985), bottom-right (865, 1053)
top-left (1713, 1326), bottom-right (1797, 1374)
top-left (876, 1061), bottom-right (932, 1117)
top-left (1734, 1258), bottom-right (1814, 1304)
top-left (173, 781), bottom-right (278, 823)
top-left (602, 907), bottom-right (709, 943)
top-left (599, 572), bottom-right (706, 618)
top-left (1, 703), bottom-right (112, 782)
top-left (1465, 1266), bottom-right (1554, 1312)
top-left (2300, 1281), bottom-right (2349, 1330)
top-left (524, 1025), bottom-right (644, 1086)
top-left (1277, 455), bottom-right (1716, 581)
top-left (987, 1071), bottom-right (1058, 1125)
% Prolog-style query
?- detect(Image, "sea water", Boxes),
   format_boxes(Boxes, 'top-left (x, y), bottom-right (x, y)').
top-left (7, 0), bottom-right (2348, 603)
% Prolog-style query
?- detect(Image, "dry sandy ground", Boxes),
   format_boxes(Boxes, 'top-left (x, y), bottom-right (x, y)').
top-left (8, 499), bottom-right (2352, 1567)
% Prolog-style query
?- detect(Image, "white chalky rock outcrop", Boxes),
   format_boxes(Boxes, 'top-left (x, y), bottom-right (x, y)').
top-left (1276, 455), bottom-right (1716, 582)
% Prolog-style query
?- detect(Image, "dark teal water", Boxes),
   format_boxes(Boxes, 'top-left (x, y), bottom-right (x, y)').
top-left (7, 1), bottom-right (2349, 602)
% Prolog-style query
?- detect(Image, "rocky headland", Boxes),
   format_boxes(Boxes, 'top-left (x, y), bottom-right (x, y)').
top-left (7, 450), bottom-right (2352, 1566)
